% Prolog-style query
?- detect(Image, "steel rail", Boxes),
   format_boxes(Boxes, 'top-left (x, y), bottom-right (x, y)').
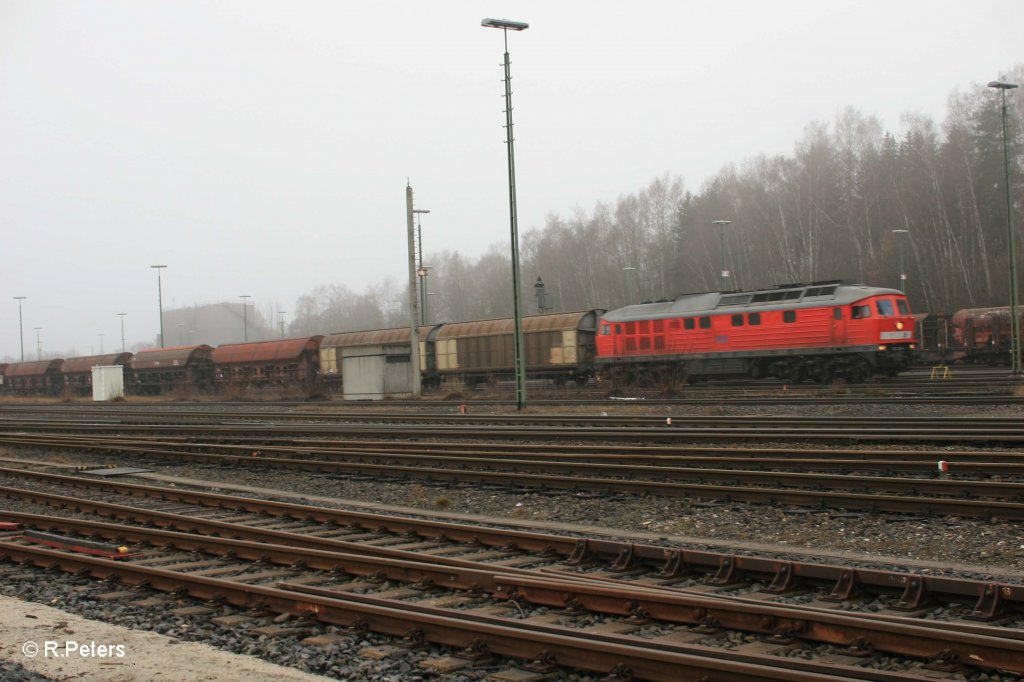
top-left (1, 512), bottom-right (1022, 675)
top-left (5, 419), bottom-right (1024, 443)
top-left (1, 470), bottom-right (1022, 615)
top-left (0, 542), bottom-right (858, 682)
top-left (12, 432), bottom-right (1024, 477)
top-left (7, 409), bottom-right (1024, 429)
top-left (3, 433), bottom-right (1021, 501)
top-left (15, 430), bottom-right (1024, 467)
top-left (3, 435), bottom-right (1023, 518)
top-left (11, 427), bottom-right (1024, 465)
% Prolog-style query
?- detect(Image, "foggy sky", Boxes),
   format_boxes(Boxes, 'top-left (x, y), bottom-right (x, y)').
top-left (2, 0), bottom-right (1021, 358)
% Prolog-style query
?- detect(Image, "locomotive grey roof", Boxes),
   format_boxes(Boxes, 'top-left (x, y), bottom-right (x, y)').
top-left (602, 282), bottom-right (904, 323)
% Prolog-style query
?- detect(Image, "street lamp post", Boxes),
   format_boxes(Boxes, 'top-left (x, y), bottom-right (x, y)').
top-left (12, 296), bottom-right (26, 361)
top-left (278, 311), bottom-right (287, 337)
top-left (989, 79), bottom-right (1020, 375)
top-left (482, 16), bottom-right (529, 409)
top-left (239, 295), bottom-right (251, 342)
top-left (413, 209), bottom-right (431, 325)
top-left (98, 334), bottom-right (105, 354)
top-left (712, 220), bottom-right (731, 290)
top-left (33, 327), bottom-right (42, 360)
top-left (117, 313), bottom-right (127, 352)
top-left (892, 229), bottom-right (909, 291)
top-left (150, 265), bottom-right (167, 348)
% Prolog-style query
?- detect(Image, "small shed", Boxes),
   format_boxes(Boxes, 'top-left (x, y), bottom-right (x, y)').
top-left (341, 343), bottom-right (413, 400)
top-left (92, 365), bottom-right (125, 401)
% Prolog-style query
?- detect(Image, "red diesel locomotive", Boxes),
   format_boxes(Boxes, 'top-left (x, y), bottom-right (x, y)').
top-left (596, 281), bottom-right (917, 383)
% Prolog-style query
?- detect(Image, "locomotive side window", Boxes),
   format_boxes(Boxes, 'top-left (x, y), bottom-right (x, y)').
top-left (699, 317), bottom-right (711, 329)
top-left (684, 318), bottom-right (695, 330)
top-left (748, 312), bottom-right (761, 325)
top-left (876, 299), bottom-right (895, 316)
top-left (783, 310), bottom-right (797, 323)
top-left (731, 314), bottom-right (744, 327)
top-left (851, 305), bottom-right (871, 319)
top-left (601, 324), bottom-right (611, 335)
top-left (896, 299), bottom-right (909, 315)
top-left (615, 324), bottom-right (622, 334)
top-left (833, 308), bottom-right (842, 320)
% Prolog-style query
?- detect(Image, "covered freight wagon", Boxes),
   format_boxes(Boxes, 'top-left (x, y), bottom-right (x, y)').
top-left (61, 352), bottom-right (133, 396)
top-left (211, 336), bottom-right (323, 387)
top-left (434, 310), bottom-right (602, 386)
top-left (2, 359), bottom-right (65, 394)
top-left (129, 345), bottom-right (214, 394)
top-left (949, 307), bottom-right (1018, 365)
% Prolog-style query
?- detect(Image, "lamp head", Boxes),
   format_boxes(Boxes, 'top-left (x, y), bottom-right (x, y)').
top-left (482, 18), bottom-right (529, 31)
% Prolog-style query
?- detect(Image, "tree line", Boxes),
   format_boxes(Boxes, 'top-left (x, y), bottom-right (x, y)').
top-left (292, 67), bottom-right (1023, 335)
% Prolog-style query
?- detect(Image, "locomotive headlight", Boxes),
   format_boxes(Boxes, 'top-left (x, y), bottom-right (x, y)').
top-left (896, 321), bottom-right (904, 330)
top-left (878, 345), bottom-right (888, 351)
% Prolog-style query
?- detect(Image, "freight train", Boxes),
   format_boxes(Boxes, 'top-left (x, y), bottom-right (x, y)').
top-left (915, 306), bottom-right (1024, 365)
top-left (0, 280), bottom-right (918, 396)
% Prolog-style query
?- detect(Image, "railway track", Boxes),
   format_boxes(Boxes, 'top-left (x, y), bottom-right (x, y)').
top-left (2, 402), bottom-right (1022, 679)
top-left (1, 431), bottom-right (1023, 519)
top-left (1, 473), bottom-right (1023, 679)
top-left (5, 412), bottom-right (1024, 445)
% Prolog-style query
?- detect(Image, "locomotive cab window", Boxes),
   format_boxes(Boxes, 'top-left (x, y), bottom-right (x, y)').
top-left (601, 324), bottom-right (611, 335)
top-left (699, 317), bottom-right (711, 329)
top-left (748, 312), bottom-right (761, 325)
top-left (783, 310), bottom-right (797, 323)
top-left (731, 314), bottom-right (744, 327)
top-left (683, 318), bottom-right (695, 330)
top-left (896, 299), bottom-right (909, 315)
top-left (851, 305), bottom-right (871, 319)
top-left (876, 299), bottom-right (895, 316)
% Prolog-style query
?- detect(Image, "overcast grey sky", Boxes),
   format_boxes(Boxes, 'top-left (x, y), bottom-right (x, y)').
top-left (2, 0), bottom-right (1021, 358)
